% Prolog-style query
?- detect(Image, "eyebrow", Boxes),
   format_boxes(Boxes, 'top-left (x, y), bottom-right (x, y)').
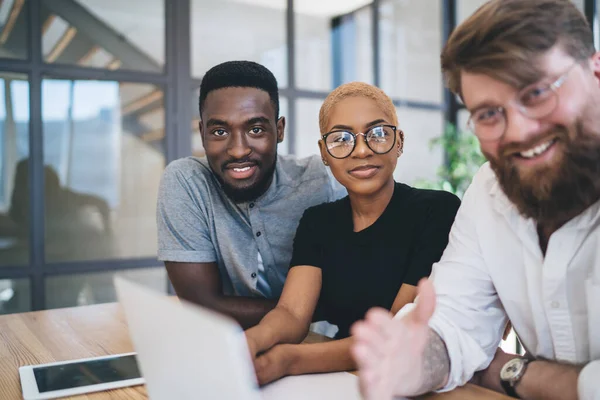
top-left (365, 119), bottom-right (387, 128)
top-left (246, 116), bottom-right (271, 126)
top-left (330, 119), bottom-right (388, 132)
top-left (205, 118), bottom-right (229, 128)
top-left (205, 116), bottom-right (272, 128)
top-left (467, 101), bottom-right (500, 114)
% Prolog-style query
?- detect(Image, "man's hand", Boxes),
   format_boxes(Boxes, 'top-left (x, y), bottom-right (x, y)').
top-left (351, 279), bottom-right (449, 399)
top-left (254, 345), bottom-right (296, 386)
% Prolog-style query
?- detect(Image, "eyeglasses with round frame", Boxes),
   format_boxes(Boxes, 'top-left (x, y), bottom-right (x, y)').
top-left (321, 124), bottom-right (399, 159)
top-left (466, 63), bottom-right (578, 142)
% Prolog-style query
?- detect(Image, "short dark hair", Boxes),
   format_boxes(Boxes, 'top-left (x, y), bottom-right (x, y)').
top-left (198, 61), bottom-right (280, 119)
top-left (441, 0), bottom-right (596, 97)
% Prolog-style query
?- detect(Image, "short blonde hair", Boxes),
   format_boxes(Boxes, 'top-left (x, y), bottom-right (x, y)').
top-left (319, 82), bottom-right (398, 134)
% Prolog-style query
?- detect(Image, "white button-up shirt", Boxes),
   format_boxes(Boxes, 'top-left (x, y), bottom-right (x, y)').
top-left (421, 163), bottom-right (600, 398)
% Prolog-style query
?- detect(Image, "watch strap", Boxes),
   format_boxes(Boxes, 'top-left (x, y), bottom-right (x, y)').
top-left (501, 379), bottom-right (520, 398)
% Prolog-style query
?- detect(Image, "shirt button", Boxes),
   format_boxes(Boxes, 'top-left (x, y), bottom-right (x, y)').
top-left (551, 301), bottom-right (560, 309)
top-left (256, 231), bottom-right (261, 237)
top-left (251, 272), bottom-right (257, 278)
top-left (249, 203), bottom-right (255, 209)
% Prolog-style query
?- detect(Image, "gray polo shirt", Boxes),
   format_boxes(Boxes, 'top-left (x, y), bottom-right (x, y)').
top-left (157, 154), bottom-right (346, 298)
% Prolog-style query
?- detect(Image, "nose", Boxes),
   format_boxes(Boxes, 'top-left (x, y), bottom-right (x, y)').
top-left (351, 133), bottom-right (373, 159)
top-left (227, 132), bottom-right (252, 159)
top-left (502, 106), bottom-right (544, 146)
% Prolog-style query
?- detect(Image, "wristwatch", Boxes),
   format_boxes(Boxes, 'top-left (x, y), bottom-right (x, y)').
top-left (500, 357), bottom-right (530, 398)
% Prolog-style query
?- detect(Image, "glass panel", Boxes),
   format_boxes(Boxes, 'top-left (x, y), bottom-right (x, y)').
top-left (394, 108), bottom-right (444, 186)
top-left (457, 0), bottom-right (489, 24)
top-left (190, 0), bottom-right (287, 87)
top-left (380, 0), bottom-right (442, 104)
top-left (296, 1), bottom-right (373, 91)
top-left (40, 0), bottom-right (163, 73)
top-left (571, 0), bottom-right (585, 13)
top-left (0, 278), bottom-right (30, 314)
top-left (500, 328), bottom-right (524, 355)
top-left (295, 98), bottom-right (324, 158)
top-left (42, 79), bottom-right (165, 263)
top-left (0, 73), bottom-right (29, 267)
top-left (192, 89), bottom-right (289, 157)
top-left (0, 0), bottom-right (28, 59)
top-left (45, 267), bottom-right (166, 309)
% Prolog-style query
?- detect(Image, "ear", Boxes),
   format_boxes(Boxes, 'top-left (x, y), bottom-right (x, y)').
top-left (591, 52), bottom-right (600, 86)
top-left (318, 139), bottom-right (329, 166)
top-left (276, 116), bottom-right (286, 143)
top-left (199, 120), bottom-right (205, 147)
top-left (397, 129), bottom-right (404, 156)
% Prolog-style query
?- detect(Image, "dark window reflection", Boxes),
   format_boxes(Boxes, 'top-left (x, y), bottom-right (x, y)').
top-left (42, 79), bottom-right (165, 263)
top-left (0, 75), bottom-right (29, 267)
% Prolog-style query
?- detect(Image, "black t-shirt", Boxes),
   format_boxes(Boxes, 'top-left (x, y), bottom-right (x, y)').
top-left (289, 182), bottom-right (461, 338)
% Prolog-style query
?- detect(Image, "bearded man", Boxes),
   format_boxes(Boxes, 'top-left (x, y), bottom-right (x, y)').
top-left (350, 1), bottom-right (600, 399)
top-left (158, 61), bottom-right (345, 329)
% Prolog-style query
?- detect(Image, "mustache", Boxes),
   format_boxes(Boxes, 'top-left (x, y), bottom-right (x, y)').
top-left (499, 127), bottom-right (568, 159)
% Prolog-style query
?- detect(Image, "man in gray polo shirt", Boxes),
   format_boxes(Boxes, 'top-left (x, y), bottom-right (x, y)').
top-left (157, 61), bottom-right (345, 328)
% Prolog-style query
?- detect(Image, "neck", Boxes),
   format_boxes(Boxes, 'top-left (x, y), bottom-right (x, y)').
top-left (349, 179), bottom-right (395, 232)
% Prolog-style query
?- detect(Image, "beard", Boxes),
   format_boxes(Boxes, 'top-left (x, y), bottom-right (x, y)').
top-left (488, 122), bottom-right (600, 225)
top-left (214, 157), bottom-right (277, 204)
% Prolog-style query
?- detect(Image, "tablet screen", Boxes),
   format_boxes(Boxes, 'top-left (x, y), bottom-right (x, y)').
top-left (33, 354), bottom-right (142, 393)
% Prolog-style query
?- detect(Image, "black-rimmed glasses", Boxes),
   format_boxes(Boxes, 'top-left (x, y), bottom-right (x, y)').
top-left (321, 125), bottom-right (398, 159)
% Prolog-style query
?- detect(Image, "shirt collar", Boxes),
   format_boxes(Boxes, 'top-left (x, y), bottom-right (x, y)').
top-left (487, 171), bottom-right (515, 216)
top-left (244, 154), bottom-right (288, 206)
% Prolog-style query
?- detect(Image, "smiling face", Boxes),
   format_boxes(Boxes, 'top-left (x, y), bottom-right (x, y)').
top-left (200, 87), bottom-right (285, 203)
top-left (319, 96), bottom-right (401, 197)
top-left (462, 46), bottom-right (600, 223)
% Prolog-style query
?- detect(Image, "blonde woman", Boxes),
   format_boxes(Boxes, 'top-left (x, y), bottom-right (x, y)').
top-left (245, 82), bottom-right (460, 384)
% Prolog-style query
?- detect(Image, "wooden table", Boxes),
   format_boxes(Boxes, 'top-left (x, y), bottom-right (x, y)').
top-left (0, 302), bottom-right (512, 400)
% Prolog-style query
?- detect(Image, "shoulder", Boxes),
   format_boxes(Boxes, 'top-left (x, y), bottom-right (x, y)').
top-left (400, 183), bottom-right (460, 207)
top-left (277, 154), bottom-right (327, 178)
top-left (396, 183), bottom-right (461, 218)
top-left (277, 154), bottom-right (346, 201)
top-left (163, 157), bottom-right (212, 183)
top-left (163, 157), bottom-right (213, 180)
top-left (277, 154), bottom-right (333, 185)
top-left (159, 157), bottom-right (217, 205)
top-left (469, 162), bottom-right (497, 193)
top-left (460, 162), bottom-right (500, 208)
top-left (299, 195), bottom-right (349, 225)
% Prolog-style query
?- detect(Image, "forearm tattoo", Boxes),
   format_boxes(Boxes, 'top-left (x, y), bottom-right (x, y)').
top-left (415, 329), bottom-right (451, 395)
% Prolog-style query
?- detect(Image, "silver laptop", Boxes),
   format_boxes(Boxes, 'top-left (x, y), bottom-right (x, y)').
top-left (114, 277), bottom-right (361, 400)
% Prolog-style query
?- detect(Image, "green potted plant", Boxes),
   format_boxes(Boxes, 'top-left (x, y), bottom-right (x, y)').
top-left (416, 123), bottom-right (486, 199)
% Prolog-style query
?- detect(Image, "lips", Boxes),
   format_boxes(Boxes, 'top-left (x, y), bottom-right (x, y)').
top-left (223, 162), bottom-right (258, 180)
top-left (348, 164), bottom-right (381, 179)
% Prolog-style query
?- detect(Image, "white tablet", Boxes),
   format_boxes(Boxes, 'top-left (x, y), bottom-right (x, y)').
top-left (19, 352), bottom-right (145, 400)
